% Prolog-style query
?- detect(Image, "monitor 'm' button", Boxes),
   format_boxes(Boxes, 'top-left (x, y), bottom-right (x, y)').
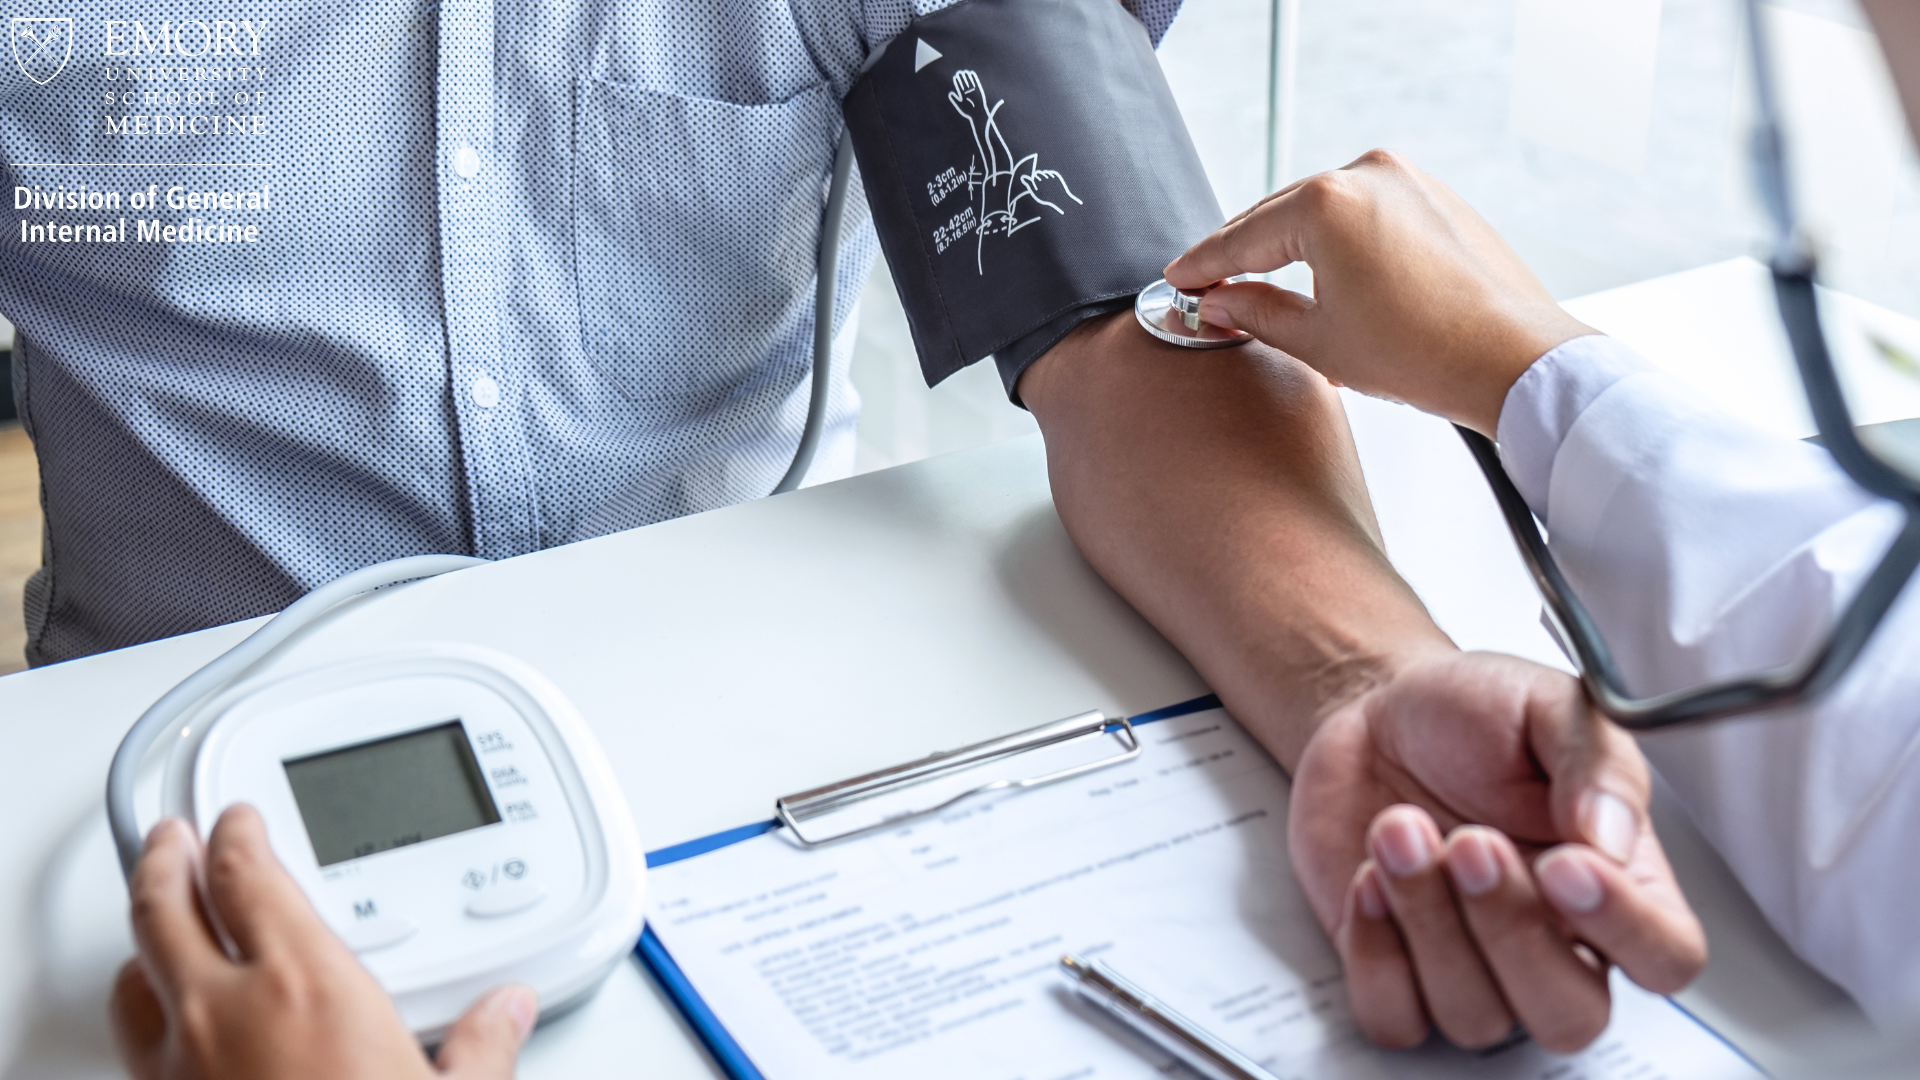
top-left (342, 916), bottom-right (417, 953)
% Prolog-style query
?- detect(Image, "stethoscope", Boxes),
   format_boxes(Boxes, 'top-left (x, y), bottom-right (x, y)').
top-left (738, 0), bottom-right (1920, 729)
top-left (1128, 0), bottom-right (1920, 730)
top-left (1456, 0), bottom-right (1920, 729)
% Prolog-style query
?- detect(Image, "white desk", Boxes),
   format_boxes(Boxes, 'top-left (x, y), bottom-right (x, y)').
top-left (0, 258), bottom-right (1906, 1078)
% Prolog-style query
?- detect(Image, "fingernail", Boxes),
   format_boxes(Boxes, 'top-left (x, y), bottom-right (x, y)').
top-left (1447, 829), bottom-right (1501, 897)
top-left (1199, 298), bottom-right (1237, 330)
top-left (1538, 850), bottom-right (1605, 915)
top-left (499, 985), bottom-right (539, 1039)
top-left (1356, 865), bottom-right (1388, 919)
top-left (1374, 813), bottom-right (1431, 878)
top-left (1584, 792), bottom-right (1637, 864)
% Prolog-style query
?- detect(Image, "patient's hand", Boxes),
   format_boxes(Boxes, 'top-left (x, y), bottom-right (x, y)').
top-left (111, 806), bottom-right (536, 1080)
top-left (1290, 652), bottom-right (1706, 1052)
top-left (1017, 311), bottom-right (1701, 1056)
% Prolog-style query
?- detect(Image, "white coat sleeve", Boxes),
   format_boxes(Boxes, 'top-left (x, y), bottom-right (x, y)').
top-left (1495, 334), bottom-right (1920, 1026)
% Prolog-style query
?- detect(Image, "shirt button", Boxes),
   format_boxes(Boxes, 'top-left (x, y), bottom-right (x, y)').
top-left (469, 374), bottom-right (500, 408)
top-left (452, 143), bottom-right (482, 179)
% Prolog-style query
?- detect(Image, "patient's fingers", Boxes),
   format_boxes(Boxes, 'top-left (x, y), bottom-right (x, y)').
top-left (1368, 805), bottom-right (1515, 1048)
top-left (1444, 827), bottom-right (1611, 1053)
top-left (1521, 691), bottom-right (1652, 866)
top-left (1337, 862), bottom-right (1428, 1049)
top-left (1536, 840), bottom-right (1708, 995)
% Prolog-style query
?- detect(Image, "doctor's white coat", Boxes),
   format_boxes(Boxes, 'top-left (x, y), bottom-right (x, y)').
top-left (1497, 335), bottom-right (1920, 1026)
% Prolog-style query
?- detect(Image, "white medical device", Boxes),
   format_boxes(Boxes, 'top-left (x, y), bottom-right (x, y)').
top-left (107, 556), bottom-right (647, 1039)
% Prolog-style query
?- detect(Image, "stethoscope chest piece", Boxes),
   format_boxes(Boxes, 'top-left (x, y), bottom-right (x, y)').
top-left (1135, 278), bottom-right (1254, 349)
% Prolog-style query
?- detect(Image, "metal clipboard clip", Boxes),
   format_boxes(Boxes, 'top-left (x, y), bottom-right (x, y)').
top-left (774, 710), bottom-right (1142, 846)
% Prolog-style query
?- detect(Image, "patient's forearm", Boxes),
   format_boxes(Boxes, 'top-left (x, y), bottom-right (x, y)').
top-left (1018, 312), bottom-right (1453, 768)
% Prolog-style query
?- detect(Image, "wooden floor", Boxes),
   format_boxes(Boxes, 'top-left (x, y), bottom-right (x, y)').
top-left (0, 425), bottom-right (38, 676)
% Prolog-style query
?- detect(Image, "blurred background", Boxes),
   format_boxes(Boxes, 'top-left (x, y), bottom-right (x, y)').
top-left (2, 0), bottom-right (1913, 674)
top-left (849, 0), bottom-right (1919, 467)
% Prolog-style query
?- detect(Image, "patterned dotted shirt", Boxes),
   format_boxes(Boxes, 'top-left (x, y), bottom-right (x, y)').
top-left (0, 0), bottom-right (1176, 664)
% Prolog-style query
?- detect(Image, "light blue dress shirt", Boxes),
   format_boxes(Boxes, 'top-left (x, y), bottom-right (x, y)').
top-left (0, 0), bottom-right (1176, 664)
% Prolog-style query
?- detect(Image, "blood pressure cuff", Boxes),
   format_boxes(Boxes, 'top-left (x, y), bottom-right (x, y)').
top-left (843, 0), bottom-right (1224, 400)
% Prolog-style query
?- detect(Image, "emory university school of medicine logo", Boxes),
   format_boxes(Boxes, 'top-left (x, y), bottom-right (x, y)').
top-left (11, 16), bottom-right (72, 84)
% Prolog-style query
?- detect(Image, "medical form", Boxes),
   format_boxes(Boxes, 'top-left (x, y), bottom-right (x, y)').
top-left (645, 709), bottom-right (1762, 1079)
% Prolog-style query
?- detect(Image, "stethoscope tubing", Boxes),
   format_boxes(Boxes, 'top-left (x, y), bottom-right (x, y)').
top-left (105, 554), bottom-right (487, 883)
top-left (1463, 263), bottom-right (1920, 730)
top-left (102, 128), bottom-right (850, 882)
top-left (1459, 0), bottom-right (1920, 729)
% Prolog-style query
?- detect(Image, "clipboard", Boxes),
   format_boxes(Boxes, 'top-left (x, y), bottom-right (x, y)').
top-left (632, 693), bottom-right (1223, 1080)
top-left (629, 692), bottom-right (1761, 1080)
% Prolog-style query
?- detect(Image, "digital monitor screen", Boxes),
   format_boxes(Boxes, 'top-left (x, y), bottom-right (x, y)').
top-left (283, 720), bottom-right (501, 867)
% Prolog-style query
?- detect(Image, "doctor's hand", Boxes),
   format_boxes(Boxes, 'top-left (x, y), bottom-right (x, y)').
top-left (110, 806), bottom-right (538, 1080)
top-left (1164, 149), bottom-right (1594, 436)
top-left (1289, 652), bottom-right (1706, 1052)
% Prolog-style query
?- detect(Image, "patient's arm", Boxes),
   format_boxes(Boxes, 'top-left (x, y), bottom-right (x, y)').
top-left (1017, 314), bottom-right (1705, 1051)
top-left (1018, 312), bottom-right (1446, 762)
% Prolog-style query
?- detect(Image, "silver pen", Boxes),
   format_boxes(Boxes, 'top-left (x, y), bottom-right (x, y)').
top-left (1058, 954), bottom-right (1284, 1080)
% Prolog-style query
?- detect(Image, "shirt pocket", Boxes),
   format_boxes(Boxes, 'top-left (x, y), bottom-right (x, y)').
top-left (572, 77), bottom-right (837, 414)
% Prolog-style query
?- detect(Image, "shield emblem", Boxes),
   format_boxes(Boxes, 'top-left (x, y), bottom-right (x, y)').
top-left (12, 18), bottom-right (72, 85)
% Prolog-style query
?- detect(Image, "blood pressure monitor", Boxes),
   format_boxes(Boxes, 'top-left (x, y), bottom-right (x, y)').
top-left (141, 633), bottom-right (646, 1039)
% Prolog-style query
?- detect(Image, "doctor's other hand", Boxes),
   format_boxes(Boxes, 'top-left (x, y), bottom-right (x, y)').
top-left (110, 806), bottom-right (538, 1080)
top-left (1289, 652), bottom-right (1706, 1052)
top-left (1164, 149), bottom-right (1593, 436)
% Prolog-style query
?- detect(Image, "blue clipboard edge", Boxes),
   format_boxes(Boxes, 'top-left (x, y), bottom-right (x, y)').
top-left (637, 821), bottom-right (791, 1079)
top-left (636, 924), bottom-right (770, 1080)
top-left (631, 694), bottom-right (1219, 1080)
top-left (1661, 993), bottom-right (1775, 1078)
top-left (627, 692), bottom-right (1761, 1080)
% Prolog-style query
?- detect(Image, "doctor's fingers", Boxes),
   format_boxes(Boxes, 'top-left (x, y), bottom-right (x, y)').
top-left (1443, 827), bottom-right (1612, 1053)
top-left (127, 817), bottom-right (227, 999)
top-left (1195, 281), bottom-right (1320, 361)
top-left (1167, 148), bottom-right (1438, 289)
top-left (1536, 840), bottom-right (1708, 995)
top-left (1165, 175), bottom-right (1328, 289)
top-left (1203, 141), bottom-right (1433, 241)
top-left (202, 804), bottom-right (340, 964)
top-left (1367, 805), bottom-right (1517, 1048)
top-left (1202, 163), bottom-right (1326, 238)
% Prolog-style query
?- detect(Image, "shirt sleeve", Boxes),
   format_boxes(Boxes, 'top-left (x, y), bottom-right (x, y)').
top-left (1496, 335), bottom-right (1920, 1025)
top-left (850, 0), bottom-right (1182, 76)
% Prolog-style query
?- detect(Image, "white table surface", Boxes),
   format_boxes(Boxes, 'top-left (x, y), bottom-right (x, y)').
top-left (0, 257), bottom-right (1908, 1078)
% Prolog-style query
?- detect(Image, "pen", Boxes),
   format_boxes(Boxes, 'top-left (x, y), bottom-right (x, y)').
top-left (1058, 954), bottom-right (1284, 1080)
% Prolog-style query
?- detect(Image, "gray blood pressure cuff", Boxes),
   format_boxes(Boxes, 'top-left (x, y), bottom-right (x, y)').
top-left (843, 0), bottom-right (1223, 400)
